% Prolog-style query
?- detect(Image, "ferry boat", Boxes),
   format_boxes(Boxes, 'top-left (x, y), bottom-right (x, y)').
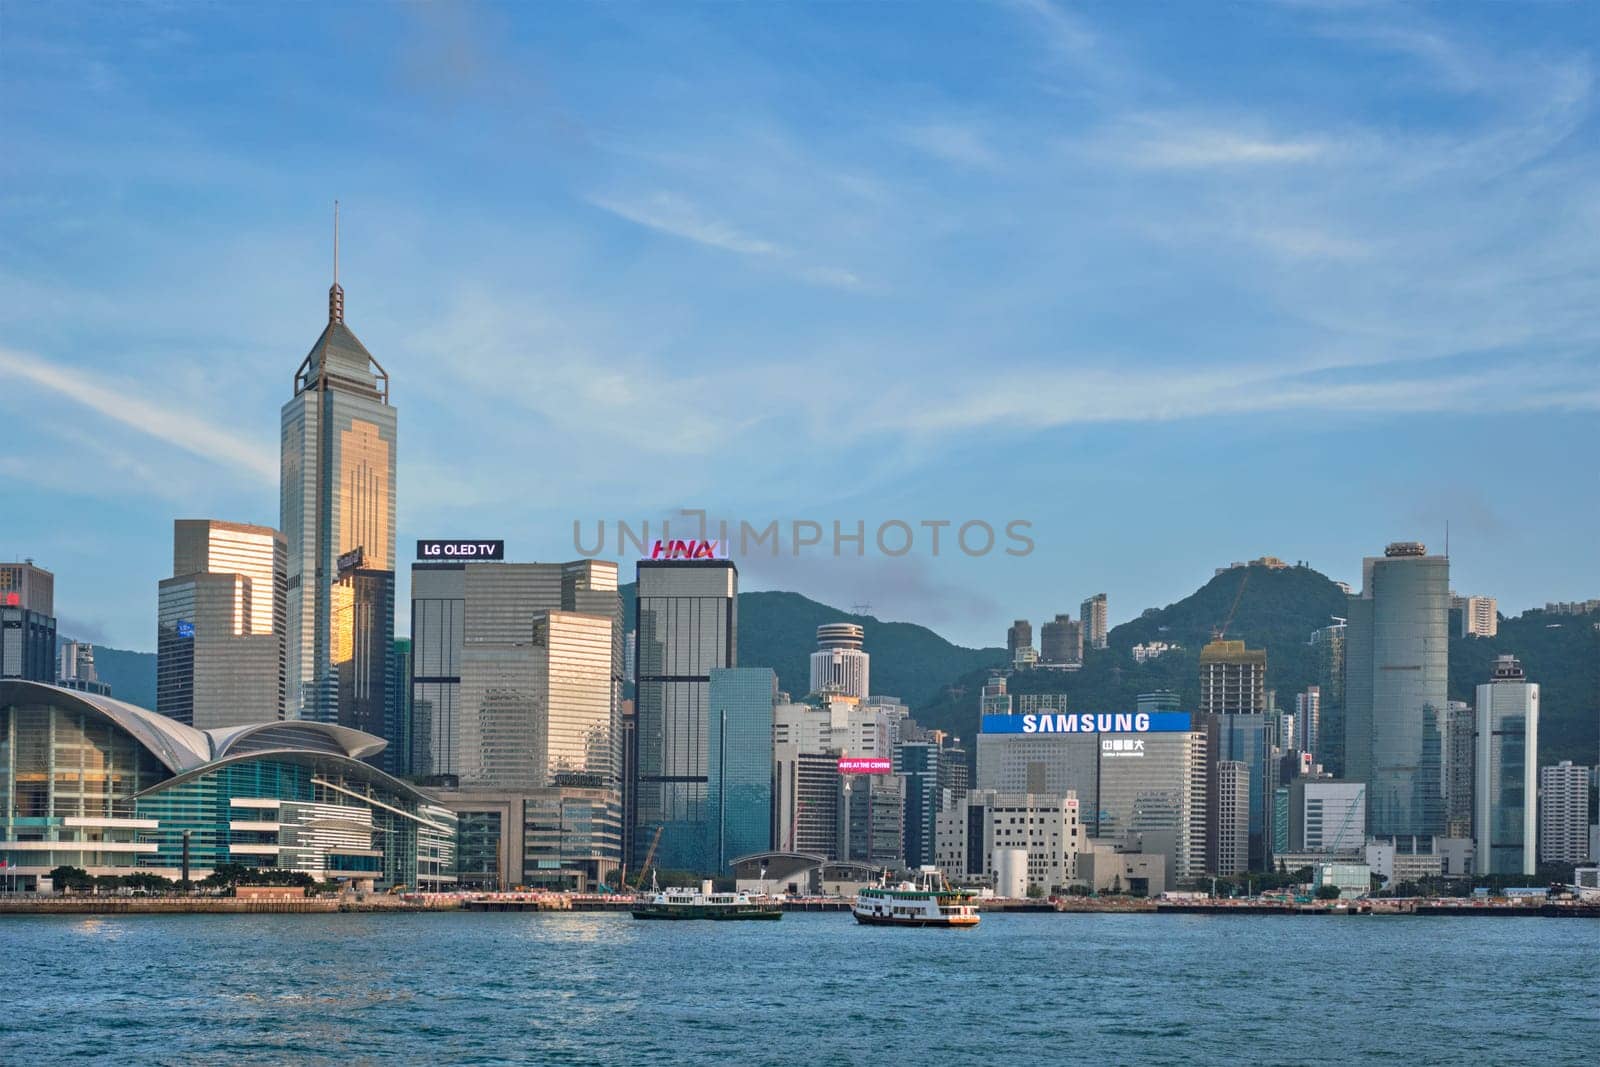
top-left (630, 879), bottom-right (782, 921)
top-left (853, 868), bottom-right (980, 928)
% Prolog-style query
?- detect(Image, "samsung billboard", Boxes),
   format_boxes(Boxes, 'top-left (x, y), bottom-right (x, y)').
top-left (982, 711), bottom-right (1192, 735)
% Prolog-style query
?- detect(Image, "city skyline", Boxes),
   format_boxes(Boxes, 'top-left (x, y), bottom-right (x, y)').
top-left (4, 3), bottom-right (1600, 652)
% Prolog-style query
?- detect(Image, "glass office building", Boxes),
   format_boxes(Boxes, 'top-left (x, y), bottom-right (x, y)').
top-left (1208, 713), bottom-right (1271, 871)
top-left (895, 741), bottom-right (940, 869)
top-left (1344, 543), bottom-right (1449, 838)
top-left (634, 559), bottom-right (737, 872)
top-left (1, 561), bottom-right (56, 683)
top-left (1475, 656), bottom-right (1539, 876)
top-left (1096, 730), bottom-right (1209, 881)
top-left (410, 559), bottom-right (622, 787)
top-left (281, 268), bottom-right (397, 731)
top-left (0, 680), bottom-right (454, 889)
top-left (705, 668), bottom-right (776, 871)
top-left (156, 520), bottom-right (287, 729)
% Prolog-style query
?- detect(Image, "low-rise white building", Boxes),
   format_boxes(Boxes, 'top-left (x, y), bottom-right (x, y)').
top-left (935, 790), bottom-right (1084, 893)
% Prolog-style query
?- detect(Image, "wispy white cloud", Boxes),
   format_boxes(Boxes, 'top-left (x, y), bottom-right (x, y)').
top-left (1092, 114), bottom-right (1330, 169)
top-left (882, 355), bottom-right (1600, 436)
top-left (587, 191), bottom-right (780, 256)
top-left (0, 345), bottom-right (277, 482)
top-left (586, 189), bottom-right (862, 289)
top-left (900, 121), bottom-right (1002, 170)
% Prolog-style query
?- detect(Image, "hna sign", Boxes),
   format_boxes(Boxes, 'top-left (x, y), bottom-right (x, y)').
top-left (982, 711), bottom-right (1192, 734)
top-left (648, 539), bottom-right (726, 560)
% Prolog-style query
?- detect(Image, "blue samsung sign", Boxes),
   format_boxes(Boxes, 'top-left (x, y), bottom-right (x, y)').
top-left (175, 620), bottom-right (195, 639)
top-left (982, 711), bottom-right (1193, 734)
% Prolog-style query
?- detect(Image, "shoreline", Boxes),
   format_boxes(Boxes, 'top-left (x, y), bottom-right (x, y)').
top-left (3, 894), bottom-right (1595, 918)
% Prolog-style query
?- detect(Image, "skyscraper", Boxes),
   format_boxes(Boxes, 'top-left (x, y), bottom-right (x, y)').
top-left (280, 212), bottom-right (397, 733)
top-left (1080, 593), bottom-right (1108, 651)
top-left (157, 520), bottom-right (287, 728)
top-left (1039, 615), bottom-right (1082, 666)
top-left (634, 557), bottom-right (737, 871)
top-left (1007, 619), bottom-right (1033, 664)
top-left (55, 641), bottom-right (111, 697)
top-left (409, 557), bottom-right (622, 784)
top-left (1214, 761), bottom-right (1250, 875)
top-left (1198, 640), bottom-right (1267, 715)
top-left (0, 561), bottom-right (55, 682)
top-left (895, 740), bottom-right (940, 869)
top-left (1344, 542), bottom-right (1449, 839)
top-left (1295, 687), bottom-right (1321, 757)
top-left (809, 622), bottom-right (869, 699)
top-left (1539, 761), bottom-right (1591, 865)
top-left (1475, 655), bottom-right (1539, 876)
top-left (1443, 700), bottom-right (1475, 839)
top-left (1450, 593), bottom-right (1498, 638)
top-left (706, 667), bottom-right (777, 871)
top-left (1310, 621), bottom-right (1346, 776)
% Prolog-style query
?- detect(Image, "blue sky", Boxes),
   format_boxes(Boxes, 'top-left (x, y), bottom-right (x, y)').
top-left (2, 1), bottom-right (1597, 651)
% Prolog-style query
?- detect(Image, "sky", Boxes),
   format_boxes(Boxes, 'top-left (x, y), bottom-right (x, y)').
top-left (2, 1), bottom-right (1597, 651)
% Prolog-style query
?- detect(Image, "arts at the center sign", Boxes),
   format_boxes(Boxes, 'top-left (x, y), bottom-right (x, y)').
top-left (981, 711), bottom-right (1193, 734)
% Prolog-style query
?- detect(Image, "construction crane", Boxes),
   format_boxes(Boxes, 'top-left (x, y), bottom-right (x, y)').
top-left (631, 827), bottom-right (663, 891)
top-left (1212, 568), bottom-right (1251, 641)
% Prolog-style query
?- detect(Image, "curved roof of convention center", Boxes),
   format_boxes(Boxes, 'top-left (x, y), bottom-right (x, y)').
top-left (0, 680), bottom-right (388, 773)
top-left (207, 721), bottom-right (387, 762)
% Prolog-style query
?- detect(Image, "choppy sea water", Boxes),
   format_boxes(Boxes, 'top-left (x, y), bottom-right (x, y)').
top-left (2, 911), bottom-right (1597, 1065)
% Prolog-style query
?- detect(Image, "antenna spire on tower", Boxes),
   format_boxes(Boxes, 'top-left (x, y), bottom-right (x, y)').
top-left (328, 199), bottom-right (345, 325)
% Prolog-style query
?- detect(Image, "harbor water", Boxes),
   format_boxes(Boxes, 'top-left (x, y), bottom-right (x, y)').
top-left (2, 910), bottom-right (1596, 1064)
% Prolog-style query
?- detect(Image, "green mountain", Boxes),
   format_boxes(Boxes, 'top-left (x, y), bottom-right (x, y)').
top-left (911, 563), bottom-right (1347, 741)
top-left (57, 574), bottom-right (1599, 771)
top-left (622, 582), bottom-right (1006, 705)
top-left (1448, 607), bottom-right (1599, 768)
top-left (912, 565), bottom-right (1600, 769)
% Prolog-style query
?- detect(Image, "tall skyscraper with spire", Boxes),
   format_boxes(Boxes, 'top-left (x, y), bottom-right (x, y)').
top-left (280, 205), bottom-right (398, 759)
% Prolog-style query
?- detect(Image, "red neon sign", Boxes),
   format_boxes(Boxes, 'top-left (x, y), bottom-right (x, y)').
top-left (838, 757), bottom-right (892, 775)
top-left (2, 592), bottom-right (19, 607)
top-left (648, 539), bottom-right (725, 560)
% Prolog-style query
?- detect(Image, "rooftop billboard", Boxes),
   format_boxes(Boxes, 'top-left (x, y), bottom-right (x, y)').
top-left (982, 711), bottom-right (1192, 735)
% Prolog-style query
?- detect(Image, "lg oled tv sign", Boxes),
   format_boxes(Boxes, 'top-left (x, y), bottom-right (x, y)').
top-left (838, 756), bottom-right (893, 775)
top-left (417, 540), bottom-right (505, 561)
top-left (981, 711), bottom-right (1193, 735)
top-left (647, 539), bottom-right (727, 560)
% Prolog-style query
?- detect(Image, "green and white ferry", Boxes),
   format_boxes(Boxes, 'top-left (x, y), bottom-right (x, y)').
top-left (630, 879), bottom-right (783, 921)
top-left (853, 868), bottom-right (980, 928)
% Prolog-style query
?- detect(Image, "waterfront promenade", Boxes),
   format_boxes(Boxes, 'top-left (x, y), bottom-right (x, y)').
top-left (3, 891), bottom-right (1595, 917)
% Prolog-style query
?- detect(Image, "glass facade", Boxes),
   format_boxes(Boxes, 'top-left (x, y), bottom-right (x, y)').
top-left (410, 561), bottom-right (621, 788)
top-left (136, 758), bottom-right (455, 888)
top-left (522, 788), bottom-right (623, 890)
top-left (1092, 731), bottom-right (1208, 881)
top-left (1212, 713), bottom-right (1270, 870)
top-left (455, 809), bottom-right (505, 889)
top-left (705, 668), bottom-right (776, 871)
top-left (1311, 623), bottom-right (1346, 776)
top-left (157, 521), bottom-right (287, 728)
top-left (1344, 548), bottom-right (1449, 838)
top-left (0, 681), bottom-right (451, 888)
top-left (1475, 662), bottom-right (1539, 876)
top-left (634, 561), bottom-right (736, 871)
top-left (281, 307), bottom-right (397, 729)
top-left (895, 741), bottom-right (940, 869)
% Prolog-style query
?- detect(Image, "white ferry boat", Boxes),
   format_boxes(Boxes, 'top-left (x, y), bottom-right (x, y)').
top-left (631, 878), bottom-right (782, 921)
top-left (853, 868), bottom-right (980, 928)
